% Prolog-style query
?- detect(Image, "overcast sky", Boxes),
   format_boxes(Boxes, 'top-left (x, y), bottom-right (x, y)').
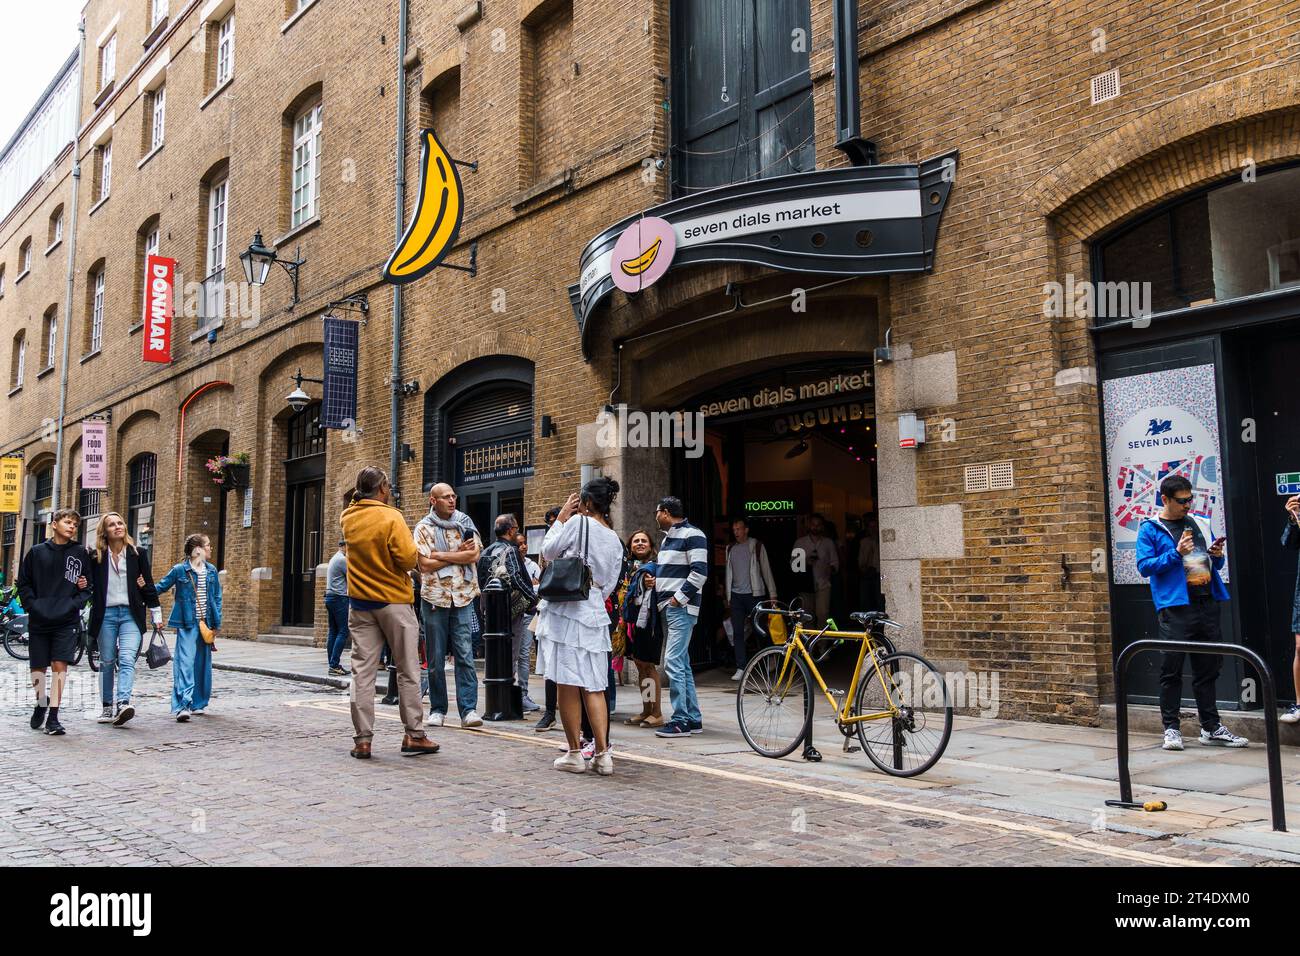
top-left (0, 1), bottom-right (84, 149)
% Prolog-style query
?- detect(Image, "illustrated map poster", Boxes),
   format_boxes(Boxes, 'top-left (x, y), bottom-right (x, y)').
top-left (1103, 363), bottom-right (1227, 585)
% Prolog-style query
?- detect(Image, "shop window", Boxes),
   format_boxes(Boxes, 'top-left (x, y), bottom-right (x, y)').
top-left (671, 0), bottom-right (814, 195)
top-left (2, 513), bottom-right (15, 584)
top-left (78, 477), bottom-right (103, 546)
top-left (1096, 163), bottom-right (1300, 317)
top-left (128, 453), bottom-right (156, 563)
top-left (287, 401), bottom-right (324, 459)
top-left (31, 466), bottom-right (53, 548)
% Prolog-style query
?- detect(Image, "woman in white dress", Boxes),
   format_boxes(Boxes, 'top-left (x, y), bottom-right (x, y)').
top-left (536, 476), bottom-right (624, 776)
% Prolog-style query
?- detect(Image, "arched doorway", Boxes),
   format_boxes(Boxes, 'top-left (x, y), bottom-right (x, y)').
top-left (423, 357), bottom-right (534, 535)
top-left (283, 401), bottom-right (325, 627)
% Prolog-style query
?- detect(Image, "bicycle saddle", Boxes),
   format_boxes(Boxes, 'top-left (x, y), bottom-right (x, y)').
top-left (850, 611), bottom-right (888, 626)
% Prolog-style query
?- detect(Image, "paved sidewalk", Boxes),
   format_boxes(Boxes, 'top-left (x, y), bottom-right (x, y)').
top-left (212, 638), bottom-right (1300, 862)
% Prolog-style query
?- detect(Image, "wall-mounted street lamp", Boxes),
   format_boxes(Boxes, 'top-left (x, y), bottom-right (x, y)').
top-left (240, 230), bottom-right (305, 305)
top-left (286, 367), bottom-right (324, 413)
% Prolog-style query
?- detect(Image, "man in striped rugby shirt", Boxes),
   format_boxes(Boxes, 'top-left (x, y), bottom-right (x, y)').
top-left (652, 496), bottom-right (709, 739)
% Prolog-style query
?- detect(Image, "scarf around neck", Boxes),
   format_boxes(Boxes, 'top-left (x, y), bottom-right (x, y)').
top-left (418, 509), bottom-right (479, 582)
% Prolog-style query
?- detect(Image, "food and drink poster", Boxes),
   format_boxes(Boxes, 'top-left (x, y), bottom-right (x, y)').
top-left (1103, 364), bottom-right (1227, 585)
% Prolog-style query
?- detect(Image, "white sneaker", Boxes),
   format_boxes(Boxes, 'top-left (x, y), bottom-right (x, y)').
top-left (553, 750), bottom-right (587, 773)
top-left (96, 705), bottom-right (114, 724)
top-left (426, 712), bottom-right (445, 728)
top-left (461, 710), bottom-right (484, 729)
top-left (731, 669), bottom-right (744, 681)
top-left (191, 708), bottom-right (206, 716)
top-left (1200, 724), bottom-right (1248, 747)
top-left (1161, 728), bottom-right (1183, 751)
top-left (580, 737), bottom-right (595, 760)
top-left (176, 709), bottom-right (192, 722)
top-left (592, 748), bottom-right (614, 776)
top-left (1281, 704), bottom-right (1300, 724)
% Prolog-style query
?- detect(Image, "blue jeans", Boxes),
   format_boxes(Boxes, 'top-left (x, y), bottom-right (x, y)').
top-left (98, 605), bottom-right (142, 705)
top-left (663, 605), bottom-right (701, 725)
top-left (171, 624), bottom-right (212, 713)
top-left (325, 593), bottom-right (349, 669)
top-left (423, 601), bottom-right (478, 717)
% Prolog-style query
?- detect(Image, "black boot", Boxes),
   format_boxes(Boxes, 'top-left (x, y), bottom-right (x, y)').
top-left (380, 664), bottom-right (399, 706)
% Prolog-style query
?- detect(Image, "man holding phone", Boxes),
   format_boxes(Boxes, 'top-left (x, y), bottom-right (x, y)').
top-left (1136, 475), bottom-right (1245, 751)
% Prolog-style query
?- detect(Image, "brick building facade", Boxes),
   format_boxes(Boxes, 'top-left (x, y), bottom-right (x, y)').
top-left (2, 0), bottom-right (1298, 722)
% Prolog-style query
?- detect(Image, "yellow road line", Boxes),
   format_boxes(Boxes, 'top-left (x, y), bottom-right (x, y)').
top-left (287, 698), bottom-right (1208, 867)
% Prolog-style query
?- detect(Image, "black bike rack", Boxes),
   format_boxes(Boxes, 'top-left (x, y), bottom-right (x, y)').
top-left (1114, 639), bottom-right (1286, 832)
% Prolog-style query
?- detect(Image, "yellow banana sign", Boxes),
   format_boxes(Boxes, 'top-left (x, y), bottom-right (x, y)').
top-left (383, 128), bottom-right (465, 284)
top-left (619, 237), bottom-right (662, 277)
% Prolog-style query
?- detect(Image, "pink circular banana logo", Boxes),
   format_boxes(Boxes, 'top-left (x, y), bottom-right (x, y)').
top-left (611, 216), bottom-right (676, 293)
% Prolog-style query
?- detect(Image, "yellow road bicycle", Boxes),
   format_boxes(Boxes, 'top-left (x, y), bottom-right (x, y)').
top-left (737, 604), bottom-right (952, 777)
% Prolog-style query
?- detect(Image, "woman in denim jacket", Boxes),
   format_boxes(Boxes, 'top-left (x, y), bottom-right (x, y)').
top-left (156, 533), bottom-right (222, 721)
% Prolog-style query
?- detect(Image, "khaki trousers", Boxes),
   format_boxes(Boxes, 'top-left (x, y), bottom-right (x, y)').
top-left (349, 602), bottom-right (426, 743)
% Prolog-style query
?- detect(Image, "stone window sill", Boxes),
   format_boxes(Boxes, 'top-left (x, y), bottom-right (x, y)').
top-left (7, 385), bottom-right (21, 398)
top-left (45, 240), bottom-right (62, 257)
top-left (37, 365), bottom-right (55, 380)
top-left (138, 143), bottom-right (164, 169)
top-left (88, 195), bottom-right (110, 217)
top-left (15, 269), bottom-right (30, 284)
top-left (191, 319), bottom-right (224, 342)
top-left (274, 215), bottom-right (320, 248)
top-left (142, 16), bottom-right (168, 50)
top-left (93, 80), bottom-right (115, 109)
top-left (200, 75), bottom-right (234, 111)
top-left (281, 0), bottom-right (320, 34)
top-left (129, 321), bottom-right (144, 335)
top-left (80, 349), bottom-right (102, 365)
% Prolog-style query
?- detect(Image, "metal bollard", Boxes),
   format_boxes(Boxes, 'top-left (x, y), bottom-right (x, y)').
top-left (481, 578), bottom-right (523, 720)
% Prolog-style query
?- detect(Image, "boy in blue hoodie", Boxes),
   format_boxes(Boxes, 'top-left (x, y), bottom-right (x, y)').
top-left (1135, 475), bottom-right (1246, 751)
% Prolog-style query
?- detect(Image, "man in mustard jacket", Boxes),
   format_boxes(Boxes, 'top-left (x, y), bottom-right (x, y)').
top-left (341, 466), bottom-right (439, 759)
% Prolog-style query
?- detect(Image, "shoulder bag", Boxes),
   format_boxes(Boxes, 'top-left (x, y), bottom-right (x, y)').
top-left (537, 516), bottom-right (592, 603)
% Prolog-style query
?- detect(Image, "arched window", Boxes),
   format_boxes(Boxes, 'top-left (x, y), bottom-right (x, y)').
top-left (10, 330), bottom-right (25, 391)
top-left (1095, 163), bottom-right (1300, 318)
top-left (128, 453), bottom-right (157, 562)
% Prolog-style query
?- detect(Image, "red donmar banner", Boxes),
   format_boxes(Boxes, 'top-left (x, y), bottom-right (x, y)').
top-left (143, 254), bottom-right (175, 363)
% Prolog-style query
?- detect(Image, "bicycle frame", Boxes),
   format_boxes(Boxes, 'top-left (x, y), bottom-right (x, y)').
top-left (774, 625), bottom-right (900, 725)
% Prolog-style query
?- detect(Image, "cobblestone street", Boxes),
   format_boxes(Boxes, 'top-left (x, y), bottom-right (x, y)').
top-left (0, 656), bottom-right (1283, 867)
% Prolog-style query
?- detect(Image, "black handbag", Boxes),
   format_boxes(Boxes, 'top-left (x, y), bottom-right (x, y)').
top-left (144, 628), bottom-right (172, 669)
top-left (537, 516), bottom-right (592, 603)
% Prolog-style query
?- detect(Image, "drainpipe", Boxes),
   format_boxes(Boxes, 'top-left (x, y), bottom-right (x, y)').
top-left (52, 20), bottom-right (87, 509)
top-left (832, 0), bottom-right (875, 166)
top-left (390, 0), bottom-right (410, 503)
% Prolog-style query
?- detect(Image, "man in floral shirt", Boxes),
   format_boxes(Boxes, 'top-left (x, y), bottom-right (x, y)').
top-left (415, 483), bottom-right (483, 728)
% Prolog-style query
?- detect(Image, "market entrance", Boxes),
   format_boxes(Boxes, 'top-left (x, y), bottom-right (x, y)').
top-left (671, 360), bottom-right (879, 668)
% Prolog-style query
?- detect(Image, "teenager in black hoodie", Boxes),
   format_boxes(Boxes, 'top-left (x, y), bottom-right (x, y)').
top-left (16, 508), bottom-right (93, 735)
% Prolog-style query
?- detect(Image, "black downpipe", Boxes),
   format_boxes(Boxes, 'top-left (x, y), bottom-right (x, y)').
top-left (832, 0), bottom-right (876, 166)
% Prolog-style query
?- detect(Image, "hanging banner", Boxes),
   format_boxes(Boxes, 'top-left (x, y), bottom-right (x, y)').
top-left (0, 458), bottom-right (22, 513)
top-left (1103, 364), bottom-right (1227, 585)
top-left (322, 316), bottom-right (359, 429)
top-left (142, 254), bottom-right (175, 363)
top-left (82, 420), bottom-right (108, 490)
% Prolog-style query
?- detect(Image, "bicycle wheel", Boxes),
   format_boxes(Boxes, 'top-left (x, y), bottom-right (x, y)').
top-left (71, 630), bottom-right (85, 666)
top-left (2, 623), bottom-right (30, 661)
top-left (854, 650), bottom-right (952, 777)
top-left (84, 629), bottom-right (99, 672)
top-left (737, 645), bottom-right (814, 758)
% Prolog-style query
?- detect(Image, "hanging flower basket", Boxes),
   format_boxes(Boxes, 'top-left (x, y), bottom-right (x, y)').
top-left (206, 453), bottom-right (251, 492)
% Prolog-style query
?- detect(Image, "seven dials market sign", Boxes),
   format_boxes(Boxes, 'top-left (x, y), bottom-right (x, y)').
top-left (575, 153), bottom-right (957, 356)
